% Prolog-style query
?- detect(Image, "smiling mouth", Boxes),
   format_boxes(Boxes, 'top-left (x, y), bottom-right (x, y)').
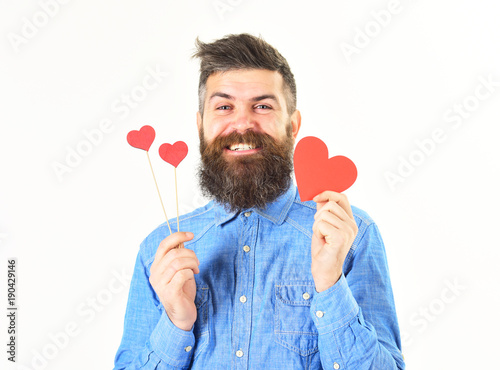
top-left (224, 143), bottom-right (262, 154)
top-left (228, 143), bottom-right (256, 151)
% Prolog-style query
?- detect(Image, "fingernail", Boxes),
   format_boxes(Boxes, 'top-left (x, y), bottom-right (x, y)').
top-left (186, 232), bottom-right (194, 238)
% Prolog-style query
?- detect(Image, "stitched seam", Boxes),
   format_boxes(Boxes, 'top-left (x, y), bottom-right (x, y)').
top-left (294, 199), bottom-right (316, 211)
top-left (350, 220), bottom-right (373, 253)
top-left (284, 217), bottom-right (312, 237)
top-left (278, 191), bottom-right (296, 224)
top-left (160, 204), bottom-right (214, 232)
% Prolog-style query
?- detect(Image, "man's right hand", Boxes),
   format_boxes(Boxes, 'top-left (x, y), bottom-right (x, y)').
top-left (149, 231), bottom-right (199, 331)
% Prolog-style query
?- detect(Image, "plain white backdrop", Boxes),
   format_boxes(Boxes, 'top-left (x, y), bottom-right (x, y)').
top-left (1, 0), bottom-right (499, 369)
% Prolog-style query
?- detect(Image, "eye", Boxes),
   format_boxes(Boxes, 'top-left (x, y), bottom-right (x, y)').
top-left (216, 105), bottom-right (231, 110)
top-left (255, 104), bottom-right (271, 109)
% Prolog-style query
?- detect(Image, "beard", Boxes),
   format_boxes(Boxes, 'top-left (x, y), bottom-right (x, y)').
top-left (197, 125), bottom-right (295, 213)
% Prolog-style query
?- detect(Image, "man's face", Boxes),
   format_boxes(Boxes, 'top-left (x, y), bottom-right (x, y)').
top-left (196, 69), bottom-right (301, 212)
top-left (197, 69), bottom-right (300, 148)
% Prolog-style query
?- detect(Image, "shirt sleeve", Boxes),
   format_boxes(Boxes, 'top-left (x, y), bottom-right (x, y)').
top-left (310, 222), bottom-right (405, 370)
top-left (113, 241), bottom-right (196, 369)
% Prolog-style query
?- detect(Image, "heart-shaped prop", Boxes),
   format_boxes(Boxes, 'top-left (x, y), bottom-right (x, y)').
top-left (127, 125), bottom-right (155, 151)
top-left (159, 141), bottom-right (188, 168)
top-left (293, 136), bottom-right (357, 201)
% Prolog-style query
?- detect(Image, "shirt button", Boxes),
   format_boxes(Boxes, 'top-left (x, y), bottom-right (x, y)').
top-left (243, 245), bottom-right (251, 252)
top-left (239, 295), bottom-right (247, 303)
top-left (302, 292), bottom-right (310, 300)
top-left (244, 212), bottom-right (252, 217)
top-left (184, 346), bottom-right (192, 352)
top-left (333, 362), bottom-right (340, 369)
top-left (316, 310), bottom-right (324, 318)
top-left (236, 350), bottom-right (244, 357)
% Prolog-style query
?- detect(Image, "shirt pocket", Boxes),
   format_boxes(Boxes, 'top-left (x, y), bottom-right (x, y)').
top-left (274, 283), bottom-right (319, 356)
top-left (193, 284), bottom-right (210, 357)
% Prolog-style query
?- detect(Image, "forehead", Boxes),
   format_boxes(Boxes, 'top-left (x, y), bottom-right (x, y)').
top-left (205, 69), bottom-right (285, 99)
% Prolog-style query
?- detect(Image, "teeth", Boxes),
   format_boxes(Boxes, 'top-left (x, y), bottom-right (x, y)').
top-left (229, 143), bottom-right (255, 151)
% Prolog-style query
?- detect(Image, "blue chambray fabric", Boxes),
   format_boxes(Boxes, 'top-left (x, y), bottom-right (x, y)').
top-left (114, 185), bottom-right (405, 369)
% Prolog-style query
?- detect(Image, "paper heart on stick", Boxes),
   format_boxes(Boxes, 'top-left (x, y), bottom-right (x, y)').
top-left (159, 141), bottom-right (188, 168)
top-left (127, 125), bottom-right (155, 151)
top-left (293, 136), bottom-right (357, 201)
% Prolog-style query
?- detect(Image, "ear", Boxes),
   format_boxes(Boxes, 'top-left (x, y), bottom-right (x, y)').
top-left (196, 111), bottom-right (202, 131)
top-left (290, 110), bottom-right (302, 139)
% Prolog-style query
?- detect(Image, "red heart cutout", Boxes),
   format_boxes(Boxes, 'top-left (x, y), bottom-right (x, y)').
top-left (127, 125), bottom-right (155, 151)
top-left (293, 136), bottom-right (357, 201)
top-left (159, 141), bottom-right (188, 168)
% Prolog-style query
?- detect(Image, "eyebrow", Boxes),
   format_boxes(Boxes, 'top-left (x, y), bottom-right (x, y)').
top-left (208, 92), bottom-right (279, 104)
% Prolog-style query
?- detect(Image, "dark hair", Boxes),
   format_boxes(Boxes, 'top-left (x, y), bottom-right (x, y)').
top-left (191, 33), bottom-right (297, 118)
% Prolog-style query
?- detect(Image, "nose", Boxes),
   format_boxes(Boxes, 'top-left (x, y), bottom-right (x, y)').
top-left (230, 106), bottom-right (255, 134)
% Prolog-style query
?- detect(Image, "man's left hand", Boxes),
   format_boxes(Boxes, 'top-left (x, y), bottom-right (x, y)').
top-left (311, 191), bottom-right (358, 292)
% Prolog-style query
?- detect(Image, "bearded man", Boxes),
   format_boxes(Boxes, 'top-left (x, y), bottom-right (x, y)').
top-left (114, 33), bottom-right (405, 369)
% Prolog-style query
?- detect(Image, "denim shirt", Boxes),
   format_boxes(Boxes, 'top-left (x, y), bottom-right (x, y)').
top-left (114, 185), bottom-right (405, 369)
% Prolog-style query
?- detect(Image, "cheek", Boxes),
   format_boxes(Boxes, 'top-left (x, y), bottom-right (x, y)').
top-left (202, 118), bottom-right (227, 140)
top-left (209, 124), bottom-right (233, 140)
top-left (261, 123), bottom-right (287, 140)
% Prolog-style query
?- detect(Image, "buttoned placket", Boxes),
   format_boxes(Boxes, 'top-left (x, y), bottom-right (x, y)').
top-left (232, 210), bottom-right (257, 369)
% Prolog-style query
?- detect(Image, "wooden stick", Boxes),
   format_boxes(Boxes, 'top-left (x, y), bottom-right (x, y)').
top-left (174, 167), bottom-right (183, 249)
top-left (174, 167), bottom-right (180, 232)
top-left (147, 151), bottom-right (172, 234)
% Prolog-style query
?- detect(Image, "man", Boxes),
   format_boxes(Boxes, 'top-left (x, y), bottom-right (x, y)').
top-left (114, 33), bottom-right (405, 369)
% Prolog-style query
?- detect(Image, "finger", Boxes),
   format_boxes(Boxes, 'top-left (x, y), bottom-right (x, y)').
top-left (312, 219), bottom-right (352, 249)
top-left (161, 257), bottom-right (200, 284)
top-left (314, 200), bottom-right (350, 223)
top-left (312, 219), bottom-right (337, 243)
top-left (313, 191), bottom-right (354, 219)
top-left (151, 255), bottom-right (199, 290)
top-left (155, 248), bottom-right (200, 277)
top-left (152, 232), bottom-right (194, 269)
top-left (169, 268), bottom-right (195, 292)
top-left (153, 247), bottom-right (200, 276)
top-left (314, 209), bottom-right (344, 231)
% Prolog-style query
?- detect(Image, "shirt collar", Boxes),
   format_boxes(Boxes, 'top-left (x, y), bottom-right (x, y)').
top-left (213, 184), bottom-right (297, 226)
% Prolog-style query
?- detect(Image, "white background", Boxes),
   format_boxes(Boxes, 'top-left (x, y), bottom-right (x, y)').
top-left (1, 0), bottom-right (499, 369)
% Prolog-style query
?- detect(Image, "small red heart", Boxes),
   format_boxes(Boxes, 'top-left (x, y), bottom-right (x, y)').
top-left (159, 141), bottom-right (188, 168)
top-left (127, 125), bottom-right (155, 151)
top-left (293, 136), bottom-right (357, 201)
